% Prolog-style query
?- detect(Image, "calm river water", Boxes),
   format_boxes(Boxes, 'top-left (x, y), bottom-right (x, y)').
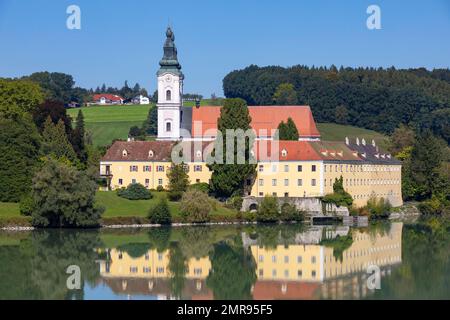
top-left (0, 219), bottom-right (449, 299)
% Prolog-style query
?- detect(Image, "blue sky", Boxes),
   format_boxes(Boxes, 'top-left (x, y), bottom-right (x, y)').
top-left (0, 0), bottom-right (449, 96)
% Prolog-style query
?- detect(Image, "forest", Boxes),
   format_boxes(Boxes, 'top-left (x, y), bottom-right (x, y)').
top-left (223, 65), bottom-right (450, 143)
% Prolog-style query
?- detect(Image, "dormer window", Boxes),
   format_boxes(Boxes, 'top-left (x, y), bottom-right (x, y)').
top-left (196, 150), bottom-right (202, 158)
top-left (148, 150), bottom-right (154, 158)
top-left (281, 149), bottom-right (287, 157)
top-left (122, 149), bottom-right (128, 157)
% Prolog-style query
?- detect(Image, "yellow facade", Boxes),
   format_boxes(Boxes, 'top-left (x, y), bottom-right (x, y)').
top-left (250, 161), bottom-right (323, 198)
top-left (99, 248), bottom-right (211, 280)
top-left (322, 162), bottom-right (403, 207)
top-left (100, 161), bottom-right (211, 190)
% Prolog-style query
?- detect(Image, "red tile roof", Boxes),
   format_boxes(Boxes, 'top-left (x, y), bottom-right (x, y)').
top-left (93, 93), bottom-right (124, 102)
top-left (254, 140), bottom-right (322, 162)
top-left (191, 105), bottom-right (321, 138)
top-left (253, 281), bottom-right (320, 300)
top-left (101, 141), bottom-right (175, 162)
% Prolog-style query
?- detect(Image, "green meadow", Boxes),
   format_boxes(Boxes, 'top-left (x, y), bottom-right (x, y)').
top-left (67, 104), bottom-right (152, 147)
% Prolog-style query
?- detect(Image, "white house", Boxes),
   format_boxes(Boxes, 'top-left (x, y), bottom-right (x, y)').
top-left (132, 95), bottom-right (150, 105)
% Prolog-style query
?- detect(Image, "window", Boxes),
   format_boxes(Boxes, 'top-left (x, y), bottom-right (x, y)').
top-left (312, 270), bottom-right (316, 278)
top-left (143, 165), bottom-right (151, 172)
top-left (156, 267), bottom-right (164, 274)
top-left (259, 192), bottom-right (263, 196)
top-left (259, 179), bottom-right (264, 187)
top-left (284, 256), bottom-right (289, 263)
top-left (196, 179), bottom-right (200, 183)
top-left (118, 179), bottom-right (123, 185)
top-left (194, 268), bottom-right (202, 276)
top-left (297, 165), bottom-right (302, 172)
top-left (132, 179), bottom-right (136, 184)
top-left (311, 179), bottom-right (316, 186)
top-left (272, 179), bottom-right (277, 186)
top-left (158, 179), bottom-right (163, 186)
top-left (272, 192), bottom-right (277, 196)
top-left (311, 256), bottom-right (316, 264)
top-left (284, 192), bottom-right (289, 197)
top-left (297, 270), bottom-right (302, 278)
top-left (259, 269), bottom-right (264, 277)
top-left (284, 164), bottom-right (289, 172)
top-left (143, 267), bottom-right (151, 273)
top-left (272, 255), bottom-right (277, 262)
top-left (271, 164), bottom-right (277, 172)
top-left (259, 255), bottom-right (264, 262)
top-left (297, 179), bottom-right (303, 186)
top-left (258, 165), bottom-right (264, 172)
top-left (145, 179), bottom-right (150, 186)
top-left (166, 122), bottom-right (171, 132)
top-left (284, 270), bottom-right (289, 278)
top-left (272, 270), bottom-right (277, 277)
top-left (130, 266), bottom-right (138, 273)
top-left (297, 256), bottom-right (302, 263)
top-left (194, 165), bottom-right (202, 172)
top-left (284, 179), bottom-right (289, 186)
top-left (130, 165), bottom-right (138, 172)
top-left (156, 165), bottom-right (164, 172)
top-left (166, 89), bottom-right (171, 101)
top-left (312, 165), bottom-right (316, 172)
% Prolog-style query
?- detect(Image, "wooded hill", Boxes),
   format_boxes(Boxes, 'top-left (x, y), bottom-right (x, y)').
top-left (223, 65), bottom-right (450, 143)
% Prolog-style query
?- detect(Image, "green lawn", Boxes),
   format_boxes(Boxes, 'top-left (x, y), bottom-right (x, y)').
top-left (0, 202), bottom-right (20, 218)
top-left (67, 104), bottom-right (152, 146)
top-left (0, 191), bottom-right (236, 222)
top-left (317, 122), bottom-right (389, 149)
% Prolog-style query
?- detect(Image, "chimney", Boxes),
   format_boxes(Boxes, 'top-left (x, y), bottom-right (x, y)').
top-left (356, 137), bottom-right (360, 146)
top-left (345, 137), bottom-right (349, 145)
top-left (362, 138), bottom-right (366, 146)
top-left (372, 139), bottom-right (376, 147)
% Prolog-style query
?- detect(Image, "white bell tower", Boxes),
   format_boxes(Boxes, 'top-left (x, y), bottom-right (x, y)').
top-left (157, 26), bottom-right (184, 141)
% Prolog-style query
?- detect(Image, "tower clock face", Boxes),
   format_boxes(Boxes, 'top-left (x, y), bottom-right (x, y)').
top-left (165, 75), bottom-right (172, 82)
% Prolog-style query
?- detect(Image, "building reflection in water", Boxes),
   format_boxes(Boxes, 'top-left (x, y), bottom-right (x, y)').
top-left (97, 223), bottom-right (402, 300)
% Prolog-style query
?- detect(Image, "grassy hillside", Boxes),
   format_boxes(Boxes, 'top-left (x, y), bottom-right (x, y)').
top-left (67, 104), bottom-right (152, 146)
top-left (317, 123), bottom-right (389, 150)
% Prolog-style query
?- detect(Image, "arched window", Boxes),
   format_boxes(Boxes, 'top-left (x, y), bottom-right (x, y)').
top-left (166, 90), bottom-right (171, 101)
top-left (166, 122), bottom-right (172, 132)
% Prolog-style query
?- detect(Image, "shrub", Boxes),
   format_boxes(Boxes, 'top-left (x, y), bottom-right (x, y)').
top-left (189, 182), bottom-right (210, 193)
top-left (366, 196), bottom-right (392, 219)
top-left (257, 195), bottom-right (279, 223)
top-left (19, 194), bottom-right (35, 216)
top-left (322, 176), bottom-right (353, 208)
top-left (156, 185), bottom-right (165, 192)
top-left (180, 190), bottom-right (212, 223)
top-left (280, 203), bottom-right (304, 222)
top-left (418, 196), bottom-right (444, 215)
top-left (226, 195), bottom-right (243, 211)
top-left (168, 191), bottom-right (183, 202)
top-left (148, 196), bottom-right (172, 225)
top-left (117, 183), bottom-right (152, 200)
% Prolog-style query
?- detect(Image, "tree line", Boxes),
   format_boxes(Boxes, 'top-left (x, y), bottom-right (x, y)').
top-left (223, 65), bottom-right (450, 143)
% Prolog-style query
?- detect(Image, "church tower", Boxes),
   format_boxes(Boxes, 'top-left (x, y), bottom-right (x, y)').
top-left (157, 26), bottom-right (184, 140)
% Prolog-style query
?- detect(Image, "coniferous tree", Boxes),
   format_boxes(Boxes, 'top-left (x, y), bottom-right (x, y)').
top-left (142, 106), bottom-right (158, 136)
top-left (167, 162), bottom-right (190, 193)
top-left (41, 117), bottom-right (78, 163)
top-left (277, 117), bottom-right (299, 140)
top-left (208, 98), bottom-right (257, 198)
top-left (72, 110), bottom-right (87, 162)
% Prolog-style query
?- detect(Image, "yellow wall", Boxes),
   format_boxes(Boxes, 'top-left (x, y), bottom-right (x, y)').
top-left (99, 248), bottom-right (211, 280)
top-left (100, 159), bottom-right (402, 208)
top-left (322, 163), bottom-right (403, 207)
top-left (100, 161), bottom-right (211, 190)
top-left (250, 161), bottom-right (323, 198)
